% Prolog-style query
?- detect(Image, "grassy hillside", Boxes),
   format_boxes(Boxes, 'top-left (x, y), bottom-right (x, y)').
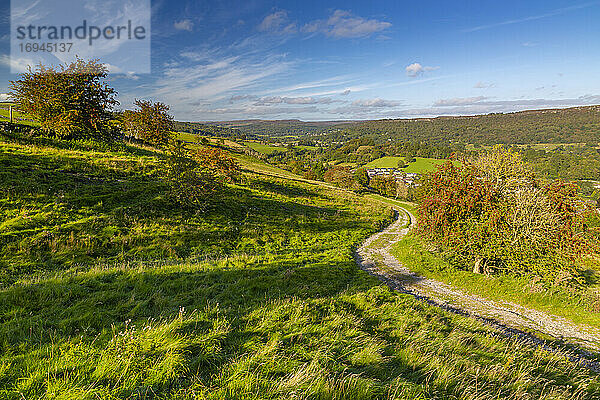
top-left (365, 156), bottom-right (455, 173)
top-left (1, 130), bottom-right (599, 398)
top-left (244, 141), bottom-right (286, 155)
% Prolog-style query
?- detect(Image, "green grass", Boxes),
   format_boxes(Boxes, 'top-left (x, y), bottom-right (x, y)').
top-left (0, 103), bottom-right (40, 126)
top-left (365, 156), bottom-right (406, 168)
top-left (365, 157), bottom-right (457, 173)
top-left (1, 130), bottom-right (599, 398)
top-left (391, 235), bottom-right (600, 329)
top-left (244, 141), bottom-right (286, 155)
top-left (403, 157), bottom-right (457, 173)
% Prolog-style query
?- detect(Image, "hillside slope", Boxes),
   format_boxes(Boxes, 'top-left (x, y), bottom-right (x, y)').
top-left (1, 131), bottom-right (599, 399)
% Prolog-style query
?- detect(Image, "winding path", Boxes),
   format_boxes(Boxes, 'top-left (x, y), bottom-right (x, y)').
top-left (355, 206), bottom-right (600, 371)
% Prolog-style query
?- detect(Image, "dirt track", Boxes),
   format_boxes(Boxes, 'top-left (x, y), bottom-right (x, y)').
top-left (355, 207), bottom-right (600, 371)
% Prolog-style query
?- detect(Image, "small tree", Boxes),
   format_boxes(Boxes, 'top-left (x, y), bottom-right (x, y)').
top-left (417, 148), bottom-right (592, 286)
top-left (165, 141), bottom-right (240, 207)
top-left (9, 57), bottom-right (118, 139)
top-left (123, 100), bottom-right (174, 147)
top-left (323, 166), bottom-right (361, 190)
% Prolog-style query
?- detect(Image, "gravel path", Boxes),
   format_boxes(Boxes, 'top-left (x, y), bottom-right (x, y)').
top-left (355, 207), bottom-right (600, 372)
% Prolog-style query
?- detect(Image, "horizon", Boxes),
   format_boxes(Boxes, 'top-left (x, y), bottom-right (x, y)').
top-left (1, 0), bottom-right (600, 122)
top-left (185, 103), bottom-right (600, 124)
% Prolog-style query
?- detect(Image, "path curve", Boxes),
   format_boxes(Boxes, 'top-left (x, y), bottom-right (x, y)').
top-left (355, 207), bottom-right (600, 372)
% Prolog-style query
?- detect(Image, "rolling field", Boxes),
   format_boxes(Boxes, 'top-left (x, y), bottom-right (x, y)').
top-left (244, 141), bottom-right (286, 154)
top-left (365, 156), bottom-right (405, 168)
top-left (366, 156), bottom-right (456, 173)
top-left (1, 129), bottom-right (599, 398)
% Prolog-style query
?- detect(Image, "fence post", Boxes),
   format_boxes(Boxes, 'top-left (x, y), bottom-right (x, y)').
top-left (9, 105), bottom-right (13, 123)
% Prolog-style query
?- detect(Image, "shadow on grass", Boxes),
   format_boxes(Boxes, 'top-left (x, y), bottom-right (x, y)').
top-left (0, 259), bottom-right (368, 347)
top-left (0, 146), bottom-right (361, 284)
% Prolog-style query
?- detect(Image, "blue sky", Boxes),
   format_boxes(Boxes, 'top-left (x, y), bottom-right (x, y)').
top-left (1, 0), bottom-right (600, 121)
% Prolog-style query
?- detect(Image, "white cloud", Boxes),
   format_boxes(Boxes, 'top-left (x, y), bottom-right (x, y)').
top-left (230, 94), bottom-right (258, 103)
top-left (0, 93), bottom-right (11, 102)
top-left (406, 63), bottom-right (439, 78)
top-left (474, 81), bottom-right (495, 89)
top-left (341, 89), bottom-right (351, 96)
top-left (145, 49), bottom-right (294, 119)
top-left (434, 96), bottom-right (488, 107)
top-left (352, 98), bottom-right (400, 107)
top-left (390, 94), bottom-right (600, 118)
top-left (0, 54), bottom-right (37, 73)
top-left (329, 97), bottom-right (402, 116)
top-left (253, 96), bottom-right (338, 105)
top-left (258, 11), bottom-right (296, 34)
top-left (522, 41), bottom-right (539, 47)
top-left (301, 10), bottom-right (391, 38)
top-left (463, 3), bottom-right (596, 33)
top-left (199, 105), bottom-right (320, 117)
top-left (174, 19), bottom-right (194, 31)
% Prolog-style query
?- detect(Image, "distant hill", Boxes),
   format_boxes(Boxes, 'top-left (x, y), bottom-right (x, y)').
top-left (336, 106), bottom-right (600, 145)
top-left (184, 105), bottom-right (600, 145)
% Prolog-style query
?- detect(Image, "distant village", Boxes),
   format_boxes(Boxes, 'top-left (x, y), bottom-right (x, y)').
top-left (366, 168), bottom-right (420, 186)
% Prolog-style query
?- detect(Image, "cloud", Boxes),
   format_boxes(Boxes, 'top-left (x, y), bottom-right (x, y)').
top-left (174, 19), bottom-right (194, 31)
top-left (329, 97), bottom-right (402, 116)
top-left (352, 98), bottom-right (401, 107)
top-left (522, 41), bottom-right (539, 47)
top-left (434, 96), bottom-right (489, 107)
top-left (432, 95), bottom-right (600, 109)
top-left (388, 94), bottom-right (600, 118)
top-left (406, 63), bottom-right (439, 78)
top-left (474, 81), bottom-right (495, 89)
top-left (0, 94), bottom-right (11, 102)
top-left (146, 49), bottom-right (294, 119)
top-left (230, 94), bottom-right (258, 103)
top-left (0, 54), bottom-right (37, 73)
top-left (253, 96), bottom-right (338, 105)
top-left (464, 2), bottom-right (597, 33)
top-left (341, 89), bottom-right (351, 96)
top-left (199, 105), bottom-right (320, 117)
top-left (258, 11), bottom-right (297, 34)
top-left (302, 10), bottom-right (391, 38)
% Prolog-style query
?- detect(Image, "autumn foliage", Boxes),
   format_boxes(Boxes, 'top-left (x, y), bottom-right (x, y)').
top-left (417, 146), bottom-right (593, 286)
top-left (122, 100), bottom-right (174, 147)
top-left (165, 142), bottom-right (240, 207)
top-left (9, 58), bottom-right (118, 139)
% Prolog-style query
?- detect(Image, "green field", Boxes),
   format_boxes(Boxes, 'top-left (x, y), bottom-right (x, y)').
top-left (0, 103), bottom-right (39, 126)
top-left (365, 156), bottom-right (455, 173)
top-left (244, 141), bottom-right (286, 154)
top-left (1, 130), bottom-right (599, 398)
top-left (365, 156), bottom-right (405, 168)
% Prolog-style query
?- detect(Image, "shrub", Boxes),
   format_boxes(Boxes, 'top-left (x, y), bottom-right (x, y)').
top-left (122, 100), bottom-right (174, 147)
top-left (9, 58), bottom-right (119, 139)
top-left (165, 142), bottom-right (239, 207)
top-left (323, 166), bottom-right (361, 190)
top-left (417, 147), bottom-right (593, 286)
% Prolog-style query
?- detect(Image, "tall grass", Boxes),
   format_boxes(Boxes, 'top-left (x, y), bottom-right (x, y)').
top-left (1, 131), bottom-right (599, 398)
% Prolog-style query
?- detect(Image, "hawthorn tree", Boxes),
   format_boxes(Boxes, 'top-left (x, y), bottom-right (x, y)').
top-left (417, 146), bottom-right (592, 286)
top-left (165, 141), bottom-right (240, 207)
top-left (323, 166), bottom-right (361, 190)
top-left (122, 100), bottom-right (174, 147)
top-left (9, 58), bottom-right (119, 139)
